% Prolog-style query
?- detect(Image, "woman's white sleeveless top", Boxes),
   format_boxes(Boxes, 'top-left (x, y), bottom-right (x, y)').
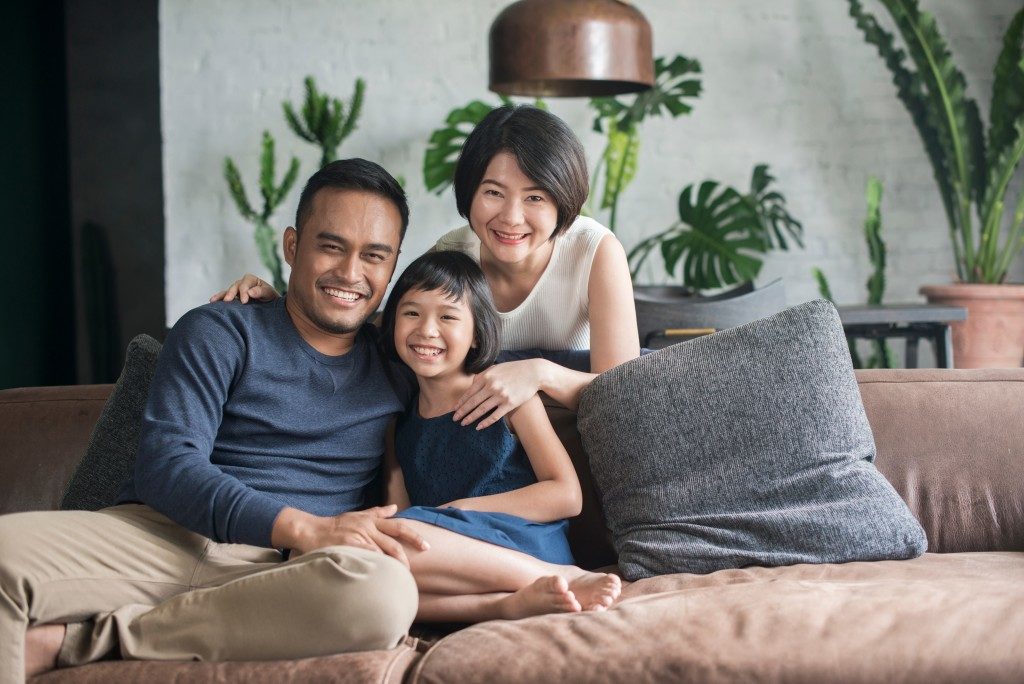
top-left (433, 216), bottom-right (611, 351)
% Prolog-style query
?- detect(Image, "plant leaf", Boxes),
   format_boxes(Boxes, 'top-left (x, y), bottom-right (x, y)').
top-left (223, 157), bottom-right (256, 222)
top-left (601, 125), bottom-right (639, 210)
top-left (989, 7), bottom-right (1024, 168)
top-left (422, 99), bottom-right (496, 194)
top-left (283, 101), bottom-right (314, 142)
top-left (811, 267), bottom-right (836, 303)
top-left (258, 131), bottom-right (275, 218)
top-left (878, 0), bottom-right (982, 223)
top-left (654, 180), bottom-right (765, 288)
top-left (338, 78), bottom-right (366, 145)
top-left (863, 176), bottom-right (887, 305)
top-left (847, 0), bottom-right (961, 263)
top-left (589, 54), bottom-right (702, 132)
top-left (275, 156), bottom-right (301, 207)
top-left (747, 164), bottom-right (804, 251)
top-left (980, 113), bottom-right (1024, 280)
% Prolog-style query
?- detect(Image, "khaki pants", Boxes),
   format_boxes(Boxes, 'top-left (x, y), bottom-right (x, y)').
top-left (0, 504), bottom-right (418, 683)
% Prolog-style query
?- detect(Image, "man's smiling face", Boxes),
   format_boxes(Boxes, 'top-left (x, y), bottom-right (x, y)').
top-left (283, 188), bottom-right (402, 341)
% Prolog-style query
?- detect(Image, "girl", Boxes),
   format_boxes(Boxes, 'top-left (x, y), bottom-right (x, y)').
top-left (378, 250), bottom-right (621, 622)
top-left (212, 105), bottom-right (639, 427)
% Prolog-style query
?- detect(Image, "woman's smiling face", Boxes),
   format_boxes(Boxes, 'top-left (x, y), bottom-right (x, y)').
top-left (394, 287), bottom-right (476, 379)
top-left (468, 151), bottom-right (559, 265)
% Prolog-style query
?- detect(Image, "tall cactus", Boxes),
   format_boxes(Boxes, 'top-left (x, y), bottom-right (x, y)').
top-left (223, 131), bottom-right (300, 293)
top-left (284, 76), bottom-right (365, 169)
top-left (814, 176), bottom-right (894, 369)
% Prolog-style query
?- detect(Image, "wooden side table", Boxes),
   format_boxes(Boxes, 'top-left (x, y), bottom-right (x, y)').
top-left (836, 304), bottom-right (967, 368)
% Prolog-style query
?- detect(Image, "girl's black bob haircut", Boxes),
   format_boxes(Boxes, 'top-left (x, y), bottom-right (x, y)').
top-left (453, 104), bottom-right (589, 239)
top-left (380, 251), bottom-right (501, 374)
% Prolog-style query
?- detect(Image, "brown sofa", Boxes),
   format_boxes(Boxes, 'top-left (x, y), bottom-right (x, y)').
top-left (3, 369), bottom-right (1023, 683)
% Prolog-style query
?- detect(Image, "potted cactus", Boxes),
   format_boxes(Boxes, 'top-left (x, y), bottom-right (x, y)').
top-left (849, 0), bottom-right (1024, 367)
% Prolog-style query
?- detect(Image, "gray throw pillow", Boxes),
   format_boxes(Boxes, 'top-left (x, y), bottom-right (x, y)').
top-left (61, 334), bottom-right (162, 511)
top-left (578, 299), bottom-right (927, 580)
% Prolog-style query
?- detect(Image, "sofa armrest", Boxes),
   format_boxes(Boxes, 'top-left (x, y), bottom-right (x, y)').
top-left (0, 385), bottom-right (113, 514)
top-left (857, 368), bottom-right (1024, 553)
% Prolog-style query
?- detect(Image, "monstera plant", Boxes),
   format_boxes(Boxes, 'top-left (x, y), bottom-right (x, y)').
top-left (849, 0), bottom-right (1024, 367)
top-left (627, 165), bottom-right (803, 289)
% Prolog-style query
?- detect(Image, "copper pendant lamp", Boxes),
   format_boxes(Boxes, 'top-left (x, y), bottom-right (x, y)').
top-left (489, 0), bottom-right (654, 97)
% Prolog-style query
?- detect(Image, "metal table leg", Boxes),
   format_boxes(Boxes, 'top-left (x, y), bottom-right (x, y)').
top-left (905, 335), bottom-right (919, 368)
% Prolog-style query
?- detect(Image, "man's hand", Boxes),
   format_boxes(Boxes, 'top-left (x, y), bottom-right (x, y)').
top-left (272, 505), bottom-right (429, 566)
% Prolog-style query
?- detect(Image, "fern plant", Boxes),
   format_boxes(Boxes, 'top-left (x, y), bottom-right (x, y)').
top-left (814, 177), bottom-right (895, 368)
top-left (627, 165), bottom-right (803, 289)
top-left (223, 132), bottom-right (300, 292)
top-left (284, 76), bottom-right (365, 169)
top-left (848, 0), bottom-right (1024, 283)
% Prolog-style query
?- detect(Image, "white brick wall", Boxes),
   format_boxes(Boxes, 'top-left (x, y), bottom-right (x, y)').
top-left (161, 0), bottom-right (1023, 329)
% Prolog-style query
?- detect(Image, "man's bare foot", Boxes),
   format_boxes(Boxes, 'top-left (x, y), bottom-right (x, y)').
top-left (25, 623), bottom-right (65, 676)
top-left (567, 572), bottom-right (622, 611)
top-left (499, 576), bottom-right (581, 619)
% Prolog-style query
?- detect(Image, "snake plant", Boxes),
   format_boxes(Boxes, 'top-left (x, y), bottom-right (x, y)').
top-left (849, 0), bottom-right (1024, 283)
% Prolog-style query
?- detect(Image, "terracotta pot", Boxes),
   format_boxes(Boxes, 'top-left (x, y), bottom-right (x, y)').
top-left (919, 283), bottom-right (1024, 368)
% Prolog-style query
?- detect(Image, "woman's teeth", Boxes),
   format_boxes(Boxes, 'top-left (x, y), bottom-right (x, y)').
top-left (494, 230), bottom-right (527, 240)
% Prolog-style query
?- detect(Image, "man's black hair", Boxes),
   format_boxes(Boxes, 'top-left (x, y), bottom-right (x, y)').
top-left (380, 251), bottom-right (500, 374)
top-left (295, 158), bottom-right (410, 241)
top-left (453, 104), bottom-right (589, 238)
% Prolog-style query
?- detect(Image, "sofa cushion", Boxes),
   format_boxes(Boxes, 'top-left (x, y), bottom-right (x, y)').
top-left (577, 299), bottom-right (927, 580)
top-left (408, 553), bottom-right (1024, 683)
top-left (61, 334), bottom-right (162, 511)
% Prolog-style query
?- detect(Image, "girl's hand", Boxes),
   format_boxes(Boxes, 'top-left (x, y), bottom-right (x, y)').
top-left (209, 273), bottom-right (280, 304)
top-left (452, 359), bottom-right (544, 430)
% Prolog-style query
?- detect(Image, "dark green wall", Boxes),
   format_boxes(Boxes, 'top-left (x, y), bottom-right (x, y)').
top-left (0, 3), bottom-right (76, 389)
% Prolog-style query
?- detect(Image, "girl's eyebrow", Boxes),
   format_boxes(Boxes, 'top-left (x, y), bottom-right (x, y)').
top-left (400, 298), bottom-right (464, 312)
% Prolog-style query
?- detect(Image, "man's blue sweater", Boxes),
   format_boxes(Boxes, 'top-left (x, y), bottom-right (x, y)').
top-left (117, 298), bottom-right (408, 547)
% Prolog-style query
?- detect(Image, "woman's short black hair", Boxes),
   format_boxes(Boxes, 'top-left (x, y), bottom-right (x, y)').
top-left (453, 104), bottom-right (589, 238)
top-left (295, 158), bottom-right (410, 242)
top-left (380, 251), bottom-right (500, 374)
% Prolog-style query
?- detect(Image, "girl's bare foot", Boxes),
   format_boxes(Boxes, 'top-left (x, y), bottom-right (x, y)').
top-left (567, 572), bottom-right (622, 611)
top-left (25, 623), bottom-right (65, 676)
top-left (499, 576), bottom-right (581, 619)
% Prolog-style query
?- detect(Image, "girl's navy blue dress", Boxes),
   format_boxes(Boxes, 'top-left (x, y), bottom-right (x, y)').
top-left (392, 400), bottom-right (574, 565)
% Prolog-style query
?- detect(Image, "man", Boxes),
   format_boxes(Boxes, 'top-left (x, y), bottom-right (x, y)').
top-left (0, 159), bottom-right (429, 682)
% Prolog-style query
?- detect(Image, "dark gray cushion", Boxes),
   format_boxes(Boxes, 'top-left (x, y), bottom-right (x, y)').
top-left (578, 299), bottom-right (927, 580)
top-left (61, 334), bottom-right (162, 511)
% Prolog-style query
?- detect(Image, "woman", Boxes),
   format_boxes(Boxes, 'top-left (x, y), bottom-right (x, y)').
top-left (213, 105), bottom-right (639, 424)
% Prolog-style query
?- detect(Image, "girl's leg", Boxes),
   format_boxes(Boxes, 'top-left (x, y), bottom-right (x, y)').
top-left (396, 520), bottom-right (621, 611)
top-left (418, 576), bottom-right (581, 623)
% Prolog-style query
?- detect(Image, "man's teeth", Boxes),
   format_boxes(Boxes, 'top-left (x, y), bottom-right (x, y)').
top-left (411, 346), bottom-right (444, 357)
top-left (495, 230), bottom-right (527, 240)
top-left (323, 287), bottom-right (360, 301)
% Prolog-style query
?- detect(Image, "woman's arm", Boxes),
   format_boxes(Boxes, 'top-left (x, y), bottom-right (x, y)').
top-left (587, 234), bottom-right (640, 373)
top-left (446, 395), bottom-right (582, 523)
top-left (383, 420), bottom-right (411, 510)
top-left (209, 273), bottom-right (280, 304)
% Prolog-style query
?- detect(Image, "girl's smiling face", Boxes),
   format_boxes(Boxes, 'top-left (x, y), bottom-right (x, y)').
top-left (468, 151), bottom-right (559, 265)
top-left (395, 287), bottom-right (476, 379)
